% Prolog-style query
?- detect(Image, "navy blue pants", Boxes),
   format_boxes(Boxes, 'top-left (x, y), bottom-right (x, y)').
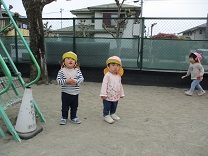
top-left (103, 100), bottom-right (118, 116)
top-left (61, 92), bottom-right (78, 120)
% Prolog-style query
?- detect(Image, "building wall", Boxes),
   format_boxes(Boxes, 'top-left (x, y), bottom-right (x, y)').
top-left (75, 14), bottom-right (92, 25)
top-left (183, 29), bottom-right (207, 40)
top-left (122, 19), bottom-right (135, 38)
top-left (92, 11), bottom-right (138, 38)
top-left (94, 12), bottom-right (103, 30)
top-left (6, 28), bottom-right (29, 36)
top-left (94, 12), bottom-right (102, 18)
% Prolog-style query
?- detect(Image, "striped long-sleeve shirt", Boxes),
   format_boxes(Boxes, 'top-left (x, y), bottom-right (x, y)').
top-left (56, 67), bottom-right (84, 95)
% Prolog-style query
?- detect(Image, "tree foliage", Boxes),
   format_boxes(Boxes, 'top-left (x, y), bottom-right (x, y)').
top-left (152, 33), bottom-right (179, 39)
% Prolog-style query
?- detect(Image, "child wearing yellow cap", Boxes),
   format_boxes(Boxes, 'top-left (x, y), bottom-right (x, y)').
top-left (57, 51), bottom-right (84, 125)
top-left (100, 56), bottom-right (125, 124)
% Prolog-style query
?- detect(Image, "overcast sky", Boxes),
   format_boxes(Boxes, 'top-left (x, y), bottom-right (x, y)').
top-left (3, 0), bottom-right (208, 18)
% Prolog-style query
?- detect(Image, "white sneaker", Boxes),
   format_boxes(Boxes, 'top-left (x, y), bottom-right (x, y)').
top-left (198, 90), bottom-right (206, 96)
top-left (185, 90), bottom-right (193, 96)
top-left (110, 114), bottom-right (120, 121)
top-left (104, 115), bottom-right (114, 124)
top-left (59, 118), bottom-right (67, 125)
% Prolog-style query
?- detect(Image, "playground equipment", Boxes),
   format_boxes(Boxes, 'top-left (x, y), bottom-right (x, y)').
top-left (0, 0), bottom-right (46, 142)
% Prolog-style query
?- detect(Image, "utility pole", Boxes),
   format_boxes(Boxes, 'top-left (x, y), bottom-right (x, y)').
top-left (60, 8), bottom-right (64, 28)
top-left (132, 0), bottom-right (143, 36)
top-left (150, 23), bottom-right (157, 37)
top-left (132, 0), bottom-right (143, 17)
top-left (133, 0), bottom-right (143, 18)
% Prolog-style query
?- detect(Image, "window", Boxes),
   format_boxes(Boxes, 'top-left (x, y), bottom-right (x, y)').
top-left (103, 13), bottom-right (111, 27)
top-left (103, 13), bottom-right (125, 28)
top-left (91, 16), bottom-right (95, 23)
top-left (5, 19), bottom-right (10, 27)
top-left (199, 29), bottom-right (202, 34)
top-left (22, 24), bottom-right (28, 29)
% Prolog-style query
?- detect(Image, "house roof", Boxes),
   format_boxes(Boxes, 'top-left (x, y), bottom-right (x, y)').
top-left (179, 23), bottom-right (207, 34)
top-left (88, 3), bottom-right (140, 11)
top-left (70, 3), bottom-right (140, 15)
top-left (70, 8), bottom-right (91, 14)
top-left (1, 8), bottom-right (26, 18)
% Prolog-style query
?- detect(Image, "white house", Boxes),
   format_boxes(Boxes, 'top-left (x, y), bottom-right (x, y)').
top-left (179, 23), bottom-right (208, 40)
top-left (70, 3), bottom-right (141, 38)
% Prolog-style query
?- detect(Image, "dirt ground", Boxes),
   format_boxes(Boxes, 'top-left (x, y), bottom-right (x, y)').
top-left (1, 81), bottom-right (208, 156)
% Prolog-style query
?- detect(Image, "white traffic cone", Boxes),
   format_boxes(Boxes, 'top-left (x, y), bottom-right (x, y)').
top-left (15, 87), bottom-right (37, 133)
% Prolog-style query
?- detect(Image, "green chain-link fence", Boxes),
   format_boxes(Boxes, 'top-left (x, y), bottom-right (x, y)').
top-left (1, 17), bottom-right (208, 71)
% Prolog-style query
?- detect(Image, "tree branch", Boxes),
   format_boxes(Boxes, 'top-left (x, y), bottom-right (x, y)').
top-left (102, 23), bottom-right (115, 38)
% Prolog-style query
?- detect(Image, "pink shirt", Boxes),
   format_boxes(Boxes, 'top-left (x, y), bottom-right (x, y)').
top-left (100, 72), bottom-right (125, 102)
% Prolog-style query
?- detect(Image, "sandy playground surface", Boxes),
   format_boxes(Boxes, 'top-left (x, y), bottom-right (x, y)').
top-left (1, 81), bottom-right (208, 156)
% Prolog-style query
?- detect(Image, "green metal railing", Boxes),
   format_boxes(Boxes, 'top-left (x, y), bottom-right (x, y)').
top-left (0, 0), bottom-right (41, 87)
top-left (0, 0), bottom-right (45, 142)
top-left (0, 54), bottom-right (12, 95)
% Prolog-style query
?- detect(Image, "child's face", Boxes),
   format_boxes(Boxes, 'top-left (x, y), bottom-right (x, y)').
top-left (189, 57), bottom-right (196, 64)
top-left (108, 63), bottom-right (121, 74)
top-left (64, 57), bottom-right (76, 68)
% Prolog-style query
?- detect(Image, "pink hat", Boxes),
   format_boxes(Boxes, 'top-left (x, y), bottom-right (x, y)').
top-left (104, 56), bottom-right (124, 76)
top-left (193, 52), bottom-right (202, 63)
top-left (106, 56), bottom-right (122, 66)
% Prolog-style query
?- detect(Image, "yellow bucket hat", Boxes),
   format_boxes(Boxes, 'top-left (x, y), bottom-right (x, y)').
top-left (106, 56), bottom-right (122, 66)
top-left (62, 51), bottom-right (77, 62)
top-left (104, 56), bottom-right (124, 76)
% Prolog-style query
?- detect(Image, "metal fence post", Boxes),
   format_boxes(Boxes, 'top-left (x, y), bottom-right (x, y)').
top-left (138, 17), bottom-right (145, 69)
top-left (73, 17), bottom-right (76, 53)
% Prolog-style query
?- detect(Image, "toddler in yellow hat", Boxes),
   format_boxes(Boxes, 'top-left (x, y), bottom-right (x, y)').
top-left (56, 51), bottom-right (84, 125)
top-left (100, 56), bottom-right (125, 124)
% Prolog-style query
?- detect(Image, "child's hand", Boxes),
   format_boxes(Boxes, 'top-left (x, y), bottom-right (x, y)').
top-left (181, 75), bottom-right (187, 79)
top-left (101, 96), bottom-right (107, 100)
top-left (70, 79), bottom-right (77, 85)
top-left (66, 78), bottom-right (77, 85)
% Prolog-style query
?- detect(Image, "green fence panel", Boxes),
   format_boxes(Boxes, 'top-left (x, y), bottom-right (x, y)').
top-left (76, 41), bottom-right (110, 67)
top-left (5, 37), bottom-right (208, 71)
top-left (45, 38), bottom-right (110, 67)
top-left (142, 39), bottom-right (208, 71)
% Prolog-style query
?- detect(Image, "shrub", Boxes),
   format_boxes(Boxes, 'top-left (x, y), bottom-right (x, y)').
top-left (152, 33), bottom-right (179, 39)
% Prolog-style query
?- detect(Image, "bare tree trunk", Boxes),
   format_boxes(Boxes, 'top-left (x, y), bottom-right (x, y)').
top-left (22, 1), bottom-right (53, 85)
